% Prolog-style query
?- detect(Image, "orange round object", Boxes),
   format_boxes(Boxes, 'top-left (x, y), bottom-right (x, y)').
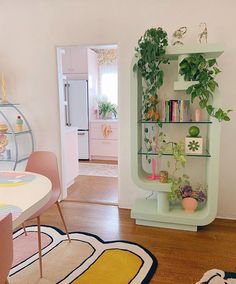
top-left (0, 123), bottom-right (8, 133)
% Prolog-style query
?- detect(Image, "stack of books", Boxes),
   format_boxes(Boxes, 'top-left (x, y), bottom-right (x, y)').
top-left (161, 100), bottom-right (190, 122)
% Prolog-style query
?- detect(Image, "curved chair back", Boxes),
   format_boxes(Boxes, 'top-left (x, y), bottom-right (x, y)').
top-left (0, 214), bottom-right (13, 284)
top-left (26, 151), bottom-right (61, 209)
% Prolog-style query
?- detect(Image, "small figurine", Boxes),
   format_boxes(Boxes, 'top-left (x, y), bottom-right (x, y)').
top-left (16, 116), bottom-right (23, 132)
top-left (198, 22), bottom-right (208, 44)
top-left (172, 26), bottom-right (187, 45)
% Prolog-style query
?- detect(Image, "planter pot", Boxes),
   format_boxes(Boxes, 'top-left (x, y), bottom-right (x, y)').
top-left (182, 197), bottom-right (198, 213)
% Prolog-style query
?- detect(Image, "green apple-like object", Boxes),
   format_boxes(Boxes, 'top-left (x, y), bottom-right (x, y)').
top-left (188, 126), bottom-right (200, 137)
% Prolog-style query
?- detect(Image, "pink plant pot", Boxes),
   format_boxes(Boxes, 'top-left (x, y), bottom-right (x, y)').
top-left (182, 197), bottom-right (198, 213)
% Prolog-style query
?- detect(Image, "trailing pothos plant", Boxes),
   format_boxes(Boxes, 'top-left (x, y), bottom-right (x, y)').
top-left (179, 54), bottom-right (231, 121)
top-left (133, 27), bottom-right (169, 125)
top-left (158, 133), bottom-right (190, 201)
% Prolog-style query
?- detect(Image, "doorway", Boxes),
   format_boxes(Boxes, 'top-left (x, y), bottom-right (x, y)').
top-left (56, 44), bottom-right (119, 205)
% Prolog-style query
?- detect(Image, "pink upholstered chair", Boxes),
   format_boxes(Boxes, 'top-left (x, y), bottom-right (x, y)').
top-left (25, 151), bottom-right (71, 277)
top-left (0, 214), bottom-right (13, 284)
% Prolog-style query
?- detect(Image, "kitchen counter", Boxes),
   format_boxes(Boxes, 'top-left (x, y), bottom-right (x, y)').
top-left (89, 119), bottom-right (118, 123)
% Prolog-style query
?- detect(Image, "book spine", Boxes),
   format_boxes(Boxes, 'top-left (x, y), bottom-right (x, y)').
top-left (180, 100), bottom-right (184, 122)
top-left (177, 100), bottom-right (181, 122)
top-left (183, 100), bottom-right (190, 121)
top-left (165, 101), bottom-right (169, 122)
top-left (162, 100), bottom-right (166, 122)
top-left (169, 100), bottom-right (172, 122)
top-left (172, 101), bottom-right (177, 122)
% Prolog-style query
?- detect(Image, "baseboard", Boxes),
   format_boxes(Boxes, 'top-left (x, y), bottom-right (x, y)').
top-left (216, 215), bottom-right (236, 220)
top-left (90, 155), bottom-right (118, 161)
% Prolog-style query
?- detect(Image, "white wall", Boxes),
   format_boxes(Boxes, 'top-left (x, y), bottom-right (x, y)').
top-left (0, 0), bottom-right (235, 218)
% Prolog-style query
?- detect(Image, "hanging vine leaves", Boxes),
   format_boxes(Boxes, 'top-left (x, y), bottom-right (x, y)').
top-left (179, 54), bottom-right (232, 122)
top-left (133, 27), bottom-right (169, 124)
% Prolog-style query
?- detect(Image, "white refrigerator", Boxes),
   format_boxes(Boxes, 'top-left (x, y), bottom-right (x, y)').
top-left (64, 80), bottom-right (89, 160)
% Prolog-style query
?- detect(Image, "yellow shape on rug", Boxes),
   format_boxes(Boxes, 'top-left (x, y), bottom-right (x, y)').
top-left (73, 249), bottom-right (142, 284)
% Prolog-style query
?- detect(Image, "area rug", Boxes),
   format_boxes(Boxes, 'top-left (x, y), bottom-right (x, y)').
top-left (197, 269), bottom-right (236, 283)
top-left (79, 162), bottom-right (118, 177)
top-left (10, 225), bottom-right (157, 283)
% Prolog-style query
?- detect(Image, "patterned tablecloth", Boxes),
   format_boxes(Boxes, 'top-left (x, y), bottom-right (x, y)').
top-left (0, 172), bottom-right (35, 187)
top-left (0, 171), bottom-right (52, 229)
top-left (0, 203), bottom-right (22, 220)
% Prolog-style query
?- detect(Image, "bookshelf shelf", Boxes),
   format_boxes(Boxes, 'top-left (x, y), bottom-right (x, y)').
top-left (139, 120), bottom-right (212, 124)
top-left (138, 148), bottom-right (211, 157)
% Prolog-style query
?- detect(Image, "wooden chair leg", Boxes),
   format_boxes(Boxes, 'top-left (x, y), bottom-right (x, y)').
top-left (56, 201), bottom-right (71, 242)
top-left (37, 216), bottom-right (43, 278)
top-left (22, 222), bottom-right (27, 236)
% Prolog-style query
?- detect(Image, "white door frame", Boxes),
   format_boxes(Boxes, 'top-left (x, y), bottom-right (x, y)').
top-left (56, 44), bottom-right (120, 202)
top-left (56, 47), bottom-right (68, 199)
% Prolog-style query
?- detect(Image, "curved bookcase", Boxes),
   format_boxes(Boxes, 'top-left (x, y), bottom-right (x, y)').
top-left (130, 43), bottom-right (223, 231)
top-left (0, 102), bottom-right (34, 170)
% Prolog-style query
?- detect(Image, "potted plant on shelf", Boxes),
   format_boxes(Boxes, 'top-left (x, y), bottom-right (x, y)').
top-left (180, 184), bottom-right (207, 213)
top-left (133, 27), bottom-right (169, 125)
top-left (179, 54), bottom-right (232, 122)
top-left (98, 100), bottom-right (117, 119)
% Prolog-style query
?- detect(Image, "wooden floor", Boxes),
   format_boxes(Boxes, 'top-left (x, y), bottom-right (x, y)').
top-left (32, 201), bottom-right (236, 284)
top-left (67, 175), bottom-right (118, 205)
top-left (67, 159), bottom-right (118, 204)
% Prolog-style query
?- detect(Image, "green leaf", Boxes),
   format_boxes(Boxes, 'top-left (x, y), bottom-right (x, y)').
top-left (213, 66), bottom-right (221, 75)
top-left (208, 80), bottom-right (216, 92)
top-left (186, 85), bottom-right (194, 95)
top-left (199, 100), bottom-right (207, 109)
top-left (208, 59), bottom-right (216, 67)
top-left (206, 105), bottom-right (214, 115)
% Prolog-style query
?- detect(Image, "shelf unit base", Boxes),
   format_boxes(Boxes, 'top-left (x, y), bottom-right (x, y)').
top-left (135, 219), bottom-right (197, 232)
top-left (131, 198), bottom-right (210, 231)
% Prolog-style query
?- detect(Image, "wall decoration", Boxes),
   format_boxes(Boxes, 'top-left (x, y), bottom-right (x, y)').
top-left (171, 26), bottom-right (187, 45)
top-left (198, 22), bottom-right (208, 43)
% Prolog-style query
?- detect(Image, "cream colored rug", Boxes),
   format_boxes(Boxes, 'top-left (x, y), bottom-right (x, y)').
top-left (10, 225), bottom-right (157, 284)
top-left (79, 163), bottom-right (118, 178)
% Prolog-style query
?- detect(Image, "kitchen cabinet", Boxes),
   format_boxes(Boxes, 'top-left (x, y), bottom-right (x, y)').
top-left (90, 120), bottom-right (118, 160)
top-left (130, 43), bottom-right (224, 231)
top-left (62, 47), bottom-right (98, 121)
top-left (64, 127), bottom-right (79, 188)
top-left (62, 47), bottom-right (88, 76)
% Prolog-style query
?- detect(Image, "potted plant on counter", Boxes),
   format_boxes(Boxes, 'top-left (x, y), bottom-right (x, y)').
top-left (98, 100), bottom-right (117, 119)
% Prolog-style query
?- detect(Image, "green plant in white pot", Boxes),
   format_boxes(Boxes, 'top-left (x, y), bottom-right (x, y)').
top-left (98, 100), bottom-right (117, 119)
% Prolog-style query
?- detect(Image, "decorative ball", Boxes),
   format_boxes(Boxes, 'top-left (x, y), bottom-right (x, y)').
top-left (188, 126), bottom-right (200, 137)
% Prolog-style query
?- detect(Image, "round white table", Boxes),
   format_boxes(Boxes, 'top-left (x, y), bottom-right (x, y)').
top-left (0, 171), bottom-right (52, 230)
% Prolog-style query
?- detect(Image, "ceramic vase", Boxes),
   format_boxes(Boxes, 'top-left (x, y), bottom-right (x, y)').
top-left (182, 197), bottom-right (198, 213)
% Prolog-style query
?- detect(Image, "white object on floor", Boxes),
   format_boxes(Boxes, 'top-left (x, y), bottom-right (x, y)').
top-left (79, 162), bottom-right (118, 177)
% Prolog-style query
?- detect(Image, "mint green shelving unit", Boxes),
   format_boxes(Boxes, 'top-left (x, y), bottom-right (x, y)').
top-left (131, 43), bottom-right (224, 231)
